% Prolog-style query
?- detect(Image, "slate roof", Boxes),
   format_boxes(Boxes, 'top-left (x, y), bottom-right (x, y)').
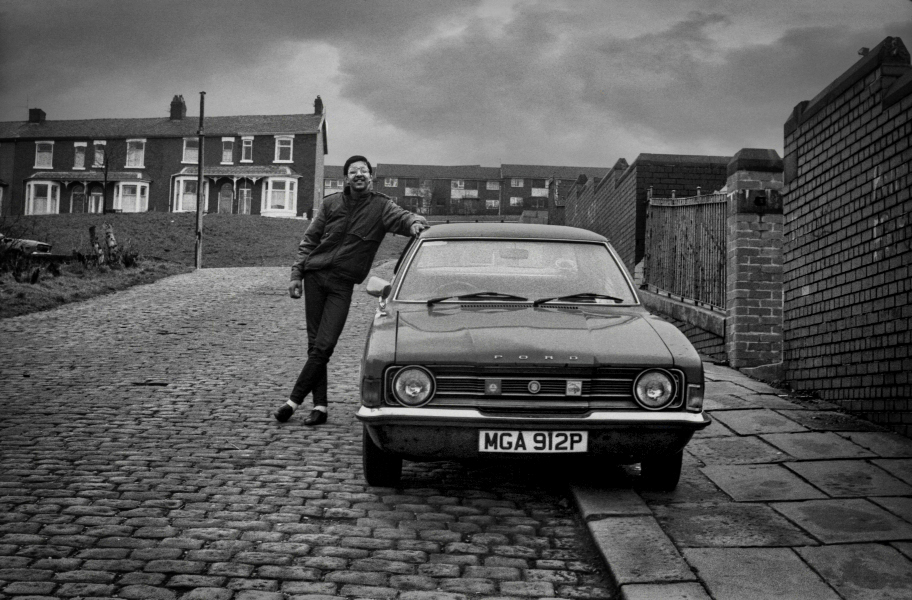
top-left (0, 114), bottom-right (324, 140)
top-left (375, 164), bottom-right (502, 180)
top-left (25, 171), bottom-right (149, 182)
top-left (178, 166), bottom-right (302, 178)
top-left (501, 164), bottom-right (611, 179)
top-left (324, 165), bottom-right (345, 179)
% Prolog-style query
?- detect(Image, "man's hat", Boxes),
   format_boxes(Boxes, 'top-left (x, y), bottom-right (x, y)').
top-left (344, 155), bottom-right (373, 175)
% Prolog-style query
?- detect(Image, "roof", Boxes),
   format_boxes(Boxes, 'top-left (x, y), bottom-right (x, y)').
top-left (0, 113), bottom-right (325, 140)
top-left (421, 222), bottom-right (607, 242)
top-left (178, 166), bottom-right (302, 178)
top-left (633, 153), bottom-right (731, 166)
top-left (25, 171), bottom-right (150, 182)
top-left (501, 164), bottom-right (611, 179)
top-left (324, 165), bottom-right (345, 179)
top-left (375, 164), bottom-right (502, 180)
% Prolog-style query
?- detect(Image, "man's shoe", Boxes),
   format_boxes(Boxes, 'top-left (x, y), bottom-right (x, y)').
top-left (304, 410), bottom-right (328, 426)
top-left (274, 404), bottom-right (294, 423)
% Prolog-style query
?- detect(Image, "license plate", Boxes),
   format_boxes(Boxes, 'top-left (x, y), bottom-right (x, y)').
top-left (479, 430), bottom-right (588, 453)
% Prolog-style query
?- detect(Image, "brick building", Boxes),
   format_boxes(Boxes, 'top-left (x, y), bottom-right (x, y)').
top-left (782, 36), bottom-right (912, 434)
top-left (563, 153), bottom-right (730, 270)
top-left (0, 95), bottom-right (327, 219)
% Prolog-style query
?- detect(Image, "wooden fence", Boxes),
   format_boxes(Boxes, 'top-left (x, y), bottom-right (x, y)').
top-left (644, 192), bottom-right (727, 310)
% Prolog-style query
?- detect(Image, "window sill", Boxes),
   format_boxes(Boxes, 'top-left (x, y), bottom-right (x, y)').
top-left (240, 160), bottom-right (253, 164)
top-left (72, 167), bottom-right (86, 171)
top-left (33, 166), bottom-right (54, 170)
top-left (273, 160), bottom-right (294, 164)
top-left (181, 161), bottom-right (199, 165)
top-left (124, 165), bottom-right (145, 169)
top-left (261, 209), bottom-right (297, 218)
top-left (221, 162), bottom-right (234, 165)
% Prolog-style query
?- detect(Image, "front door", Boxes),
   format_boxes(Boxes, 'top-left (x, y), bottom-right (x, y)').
top-left (238, 183), bottom-right (252, 215)
top-left (219, 183), bottom-right (233, 214)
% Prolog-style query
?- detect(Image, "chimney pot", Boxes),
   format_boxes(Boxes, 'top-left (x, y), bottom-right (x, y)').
top-left (28, 108), bottom-right (46, 124)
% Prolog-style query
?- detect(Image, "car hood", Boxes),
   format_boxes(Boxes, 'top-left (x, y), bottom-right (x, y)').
top-left (394, 305), bottom-right (674, 366)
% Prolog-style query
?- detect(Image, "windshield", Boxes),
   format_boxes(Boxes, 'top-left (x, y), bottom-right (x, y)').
top-left (396, 239), bottom-right (637, 303)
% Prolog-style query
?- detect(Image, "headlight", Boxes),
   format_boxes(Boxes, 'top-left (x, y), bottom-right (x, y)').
top-left (391, 366), bottom-right (435, 407)
top-left (633, 369), bottom-right (676, 410)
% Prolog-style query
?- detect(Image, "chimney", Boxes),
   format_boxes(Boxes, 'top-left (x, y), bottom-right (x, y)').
top-left (170, 95), bottom-right (187, 120)
top-left (314, 95), bottom-right (324, 115)
top-left (28, 108), bottom-right (46, 124)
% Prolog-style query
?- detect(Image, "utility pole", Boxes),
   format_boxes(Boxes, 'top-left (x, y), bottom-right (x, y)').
top-left (195, 92), bottom-right (206, 269)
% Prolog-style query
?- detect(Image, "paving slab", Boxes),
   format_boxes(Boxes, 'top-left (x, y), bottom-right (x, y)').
top-left (838, 431), bottom-right (912, 457)
top-left (779, 410), bottom-right (886, 432)
top-left (871, 458), bottom-right (912, 485)
top-left (702, 381), bottom-right (757, 398)
top-left (711, 409), bottom-right (807, 435)
top-left (871, 496), bottom-right (912, 523)
top-left (797, 543), bottom-right (912, 600)
top-left (702, 394), bottom-right (753, 411)
top-left (747, 394), bottom-right (804, 410)
top-left (700, 464), bottom-right (827, 502)
top-left (761, 432), bottom-right (876, 460)
top-left (571, 486), bottom-right (651, 520)
top-left (785, 460), bottom-right (912, 497)
top-left (620, 582), bottom-right (711, 600)
top-left (682, 548), bottom-right (840, 600)
top-left (690, 416), bottom-right (735, 438)
top-left (587, 517), bottom-right (695, 585)
top-left (772, 499), bottom-right (912, 543)
top-left (652, 502), bottom-right (817, 547)
top-left (639, 463), bottom-right (730, 506)
top-left (893, 542), bottom-right (912, 560)
top-left (685, 436), bottom-right (788, 465)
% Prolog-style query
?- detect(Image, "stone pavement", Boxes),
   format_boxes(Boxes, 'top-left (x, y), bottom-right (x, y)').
top-left (0, 263), bottom-right (616, 600)
top-left (572, 362), bottom-right (912, 600)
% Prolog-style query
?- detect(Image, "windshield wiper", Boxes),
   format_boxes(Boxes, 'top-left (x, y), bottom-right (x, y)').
top-left (533, 292), bottom-right (625, 307)
top-left (427, 291), bottom-right (529, 305)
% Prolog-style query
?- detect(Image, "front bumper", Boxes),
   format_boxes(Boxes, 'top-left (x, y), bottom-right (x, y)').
top-left (357, 406), bottom-right (711, 463)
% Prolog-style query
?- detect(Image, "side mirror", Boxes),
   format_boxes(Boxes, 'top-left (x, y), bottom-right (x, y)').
top-left (365, 276), bottom-right (392, 299)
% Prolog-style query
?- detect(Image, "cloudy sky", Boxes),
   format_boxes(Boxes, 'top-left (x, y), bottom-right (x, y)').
top-left (1, 0), bottom-right (909, 169)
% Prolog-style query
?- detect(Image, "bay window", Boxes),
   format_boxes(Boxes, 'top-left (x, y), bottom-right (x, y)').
top-left (115, 182), bottom-right (149, 212)
top-left (173, 176), bottom-right (209, 212)
top-left (35, 141), bottom-right (54, 168)
top-left (25, 181), bottom-right (60, 215)
top-left (263, 177), bottom-right (297, 216)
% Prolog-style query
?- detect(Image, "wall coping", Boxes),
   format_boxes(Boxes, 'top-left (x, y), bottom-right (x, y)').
top-left (638, 288), bottom-right (726, 337)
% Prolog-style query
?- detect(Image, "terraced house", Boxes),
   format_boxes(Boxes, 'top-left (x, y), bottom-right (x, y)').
top-left (0, 95), bottom-right (328, 219)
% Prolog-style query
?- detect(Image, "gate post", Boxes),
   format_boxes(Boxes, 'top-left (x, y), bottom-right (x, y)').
top-left (725, 148), bottom-right (785, 382)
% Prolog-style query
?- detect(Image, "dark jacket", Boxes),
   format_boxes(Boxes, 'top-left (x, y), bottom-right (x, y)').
top-left (291, 189), bottom-right (424, 284)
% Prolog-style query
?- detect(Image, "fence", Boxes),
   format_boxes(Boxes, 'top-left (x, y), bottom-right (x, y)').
top-left (644, 192), bottom-right (727, 310)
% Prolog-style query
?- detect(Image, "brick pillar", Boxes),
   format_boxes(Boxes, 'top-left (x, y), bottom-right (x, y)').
top-left (725, 149), bottom-right (784, 382)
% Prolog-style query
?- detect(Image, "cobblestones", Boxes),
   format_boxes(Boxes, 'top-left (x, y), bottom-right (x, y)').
top-left (0, 265), bottom-right (615, 599)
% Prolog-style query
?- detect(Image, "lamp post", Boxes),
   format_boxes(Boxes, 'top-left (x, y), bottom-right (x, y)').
top-left (195, 92), bottom-right (206, 269)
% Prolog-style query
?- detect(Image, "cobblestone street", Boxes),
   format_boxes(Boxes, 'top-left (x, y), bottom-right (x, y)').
top-left (0, 264), bottom-right (615, 600)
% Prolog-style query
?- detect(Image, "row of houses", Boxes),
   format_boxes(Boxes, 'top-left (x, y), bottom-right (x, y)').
top-left (0, 95), bottom-right (327, 219)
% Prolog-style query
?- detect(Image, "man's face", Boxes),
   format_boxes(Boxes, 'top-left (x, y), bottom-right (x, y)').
top-left (346, 161), bottom-right (372, 193)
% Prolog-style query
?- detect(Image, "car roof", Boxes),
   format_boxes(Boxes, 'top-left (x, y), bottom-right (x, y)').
top-left (420, 223), bottom-right (608, 242)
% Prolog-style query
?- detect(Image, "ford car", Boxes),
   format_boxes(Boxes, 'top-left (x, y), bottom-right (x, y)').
top-left (357, 223), bottom-right (710, 490)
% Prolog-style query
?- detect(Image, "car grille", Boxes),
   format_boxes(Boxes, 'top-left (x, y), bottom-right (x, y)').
top-left (384, 366), bottom-right (685, 411)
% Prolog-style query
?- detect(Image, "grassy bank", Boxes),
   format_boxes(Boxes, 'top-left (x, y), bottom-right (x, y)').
top-left (0, 213), bottom-right (411, 319)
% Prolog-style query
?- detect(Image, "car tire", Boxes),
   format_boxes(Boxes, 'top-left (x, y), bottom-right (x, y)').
top-left (640, 450), bottom-right (683, 491)
top-left (362, 426), bottom-right (402, 487)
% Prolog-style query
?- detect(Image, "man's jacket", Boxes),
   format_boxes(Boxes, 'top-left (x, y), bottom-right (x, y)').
top-left (291, 189), bottom-right (424, 284)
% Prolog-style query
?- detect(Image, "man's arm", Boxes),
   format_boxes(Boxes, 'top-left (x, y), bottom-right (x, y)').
top-left (380, 198), bottom-right (429, 237)
top-left (289, 205), bottom-right (328, 296)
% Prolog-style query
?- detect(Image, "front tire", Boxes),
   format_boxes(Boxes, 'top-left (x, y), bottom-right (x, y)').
top-left (363, 426), bottom-right (402, 487)
top-left (640, 450), bottom-right (683, 491)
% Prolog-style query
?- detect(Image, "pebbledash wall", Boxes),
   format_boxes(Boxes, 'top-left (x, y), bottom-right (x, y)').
top-left (782, 36), bottom-right (912, 435)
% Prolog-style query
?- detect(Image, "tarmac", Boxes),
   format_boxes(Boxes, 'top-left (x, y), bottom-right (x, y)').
top-left (1, 262), bottom-right (911, 599)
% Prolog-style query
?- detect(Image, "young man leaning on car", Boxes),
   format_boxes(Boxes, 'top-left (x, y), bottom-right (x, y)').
top-left (274, 155), bottom-right (429, 426)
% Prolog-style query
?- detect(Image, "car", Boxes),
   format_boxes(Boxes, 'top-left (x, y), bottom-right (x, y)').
top-left (0, 233), bottom-right (52, 256)
top-left (357, 223), bottom-right (710, 490)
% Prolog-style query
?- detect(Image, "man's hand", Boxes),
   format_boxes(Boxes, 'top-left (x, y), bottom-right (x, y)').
top-left (289, 280), bottom-right (303, 299)
top-left (410, 221), bottom-right (429, 237)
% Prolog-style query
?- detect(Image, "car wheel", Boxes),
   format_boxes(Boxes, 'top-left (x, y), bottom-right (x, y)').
top-left (362, 426), bottom-right (402, 487)
top-left (640, 450), bottom-right (683, 491)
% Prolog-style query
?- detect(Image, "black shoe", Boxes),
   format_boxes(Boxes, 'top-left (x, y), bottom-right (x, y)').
top-left (304, 409), bottom-right (327, 426)
top-left (274, 404), bottom-right (295, 423)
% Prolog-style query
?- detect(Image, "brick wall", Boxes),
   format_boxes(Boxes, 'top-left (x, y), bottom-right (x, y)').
top-left (782, 36), bottom-right (912, 435)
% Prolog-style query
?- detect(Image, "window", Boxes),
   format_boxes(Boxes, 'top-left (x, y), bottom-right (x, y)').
top-left (173, 177), bottom-right (209, 212)
top-left (34, 141), bottom-right (54, 168)
top-left (487, 180), bottom-right (500, 190)
top-left (451, 179), bottom-right (465, 190)
top-left (93, 141), bottom-right (106, 167)
top-left (510, 197), bottom-right (523, 207)
top-left (511, 178), bottom-right (524, 187)
top-left (241, 137), bottom-right (253, 162)
top-left (324, 178), bottom-right (343, 190)
top-left (73, 142), bottom-right (87, 170)
top-left (486, 199), bottom-right (499, 210)
top-left (71, 184), bottom-right (86, 213)
top-left (263, 177), bottom-right (297, 215)
top-left (183, 138), bottom-right (199, 163)
top-left (274, 135), bottom-right (294, 162)
top-left (384, 178), bottom-right (398, 188)
top-left (114, 182), bottom-right (149, 212)
top-left (25, 181), bottom-right (60, 214)
top-left (237, 182), bottom-right (252, 215)
top-left (88, 186), bottom-right (104, 213)
top-left (222, 138), bottom-right (234, 164)
top-left (125, 139), bottom-right (146, 168)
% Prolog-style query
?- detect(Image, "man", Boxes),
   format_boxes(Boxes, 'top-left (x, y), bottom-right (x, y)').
top-left (274, 155), bottom-right (428, 425)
